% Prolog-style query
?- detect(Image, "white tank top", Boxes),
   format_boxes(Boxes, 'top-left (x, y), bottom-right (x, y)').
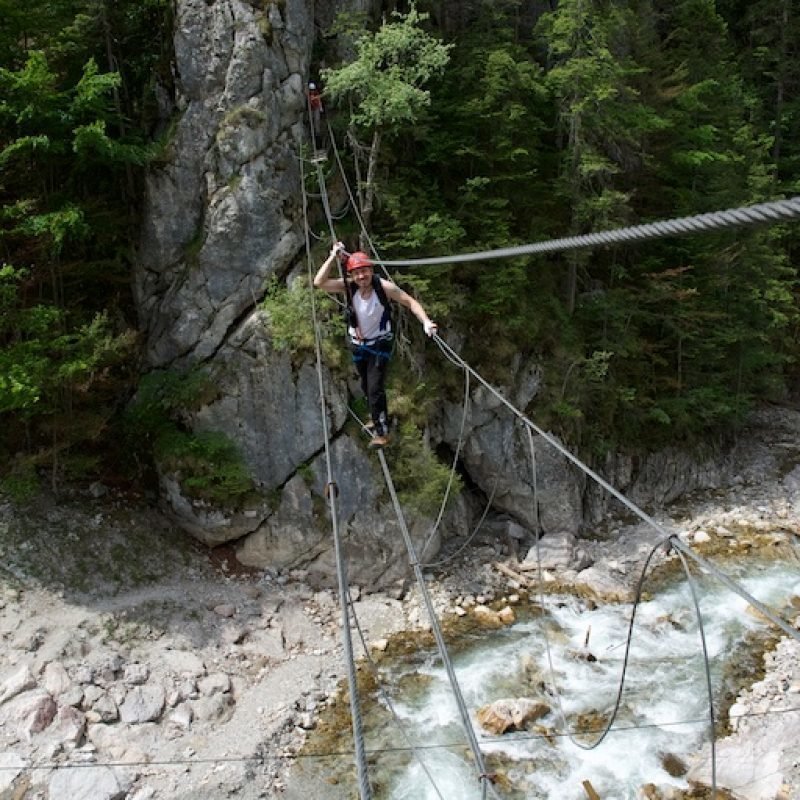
top-left (351, 287), bottom-right (387, 342)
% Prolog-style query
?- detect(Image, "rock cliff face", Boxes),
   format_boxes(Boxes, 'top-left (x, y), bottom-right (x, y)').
top-left (134, 0), bottom-right (459, 591)
top-left (134, 0), bottom-right (754, 590)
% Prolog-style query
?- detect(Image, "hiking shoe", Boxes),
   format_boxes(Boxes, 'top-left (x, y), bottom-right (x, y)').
top-left (368, 434), bottom-right (390, 448)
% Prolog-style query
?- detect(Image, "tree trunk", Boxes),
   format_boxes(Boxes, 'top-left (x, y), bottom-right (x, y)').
top-left (772, 0), bottom-right (789, 165)
top-left (360, 127), bottom-right (382, 249)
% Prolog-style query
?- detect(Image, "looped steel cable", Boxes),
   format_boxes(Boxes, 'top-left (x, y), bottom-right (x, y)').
top-left (673, 546), bottom-right (718, 799)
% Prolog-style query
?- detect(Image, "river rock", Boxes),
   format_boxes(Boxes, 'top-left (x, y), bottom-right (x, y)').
top-left (573, 566), bottom-right (634, 603)
top-left (472, 605), bottom-right (506, 628)
top-left (688, 637), bottom-right (800, 799)
top-left (119, 686), bottom-right (165, 724)
top-left (476, 698), bottom-right (551, 734)
top-left (157, 649), bottom-right (206, 678)
top-left (53, 705), bottom-right (87, 745)
top-left (48, 764), bottom-right (133, 800)
top-left (123, 664), bottom-right (149, 686)
top-left (42, 662), bottom-right (72, 696)
top-left (168, 703), bottom-right (193, 731)
top-left (0, 664), bottom-right (36, 704)
top-left (2, 689), bottom-right (57, 739)
top-left (90, 693), bottom-right (119, 724)
top-left (197, 672), bottom-right (231, 697)
top-left (520, 531), bottom-right (590, 572)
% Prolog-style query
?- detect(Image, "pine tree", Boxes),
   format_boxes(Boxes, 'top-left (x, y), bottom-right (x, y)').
top-left (322, 4), bottom-right (452, 242)
top-left (537, 0), bottom-right (665, 314)
top-left (0, 0), bottom-right (170, 493)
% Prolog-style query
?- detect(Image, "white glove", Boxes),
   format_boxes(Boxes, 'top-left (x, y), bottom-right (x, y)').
top-left (331, 241), bottom-right (345, 257)
top-left (423, 320), bottom-right (437, 338)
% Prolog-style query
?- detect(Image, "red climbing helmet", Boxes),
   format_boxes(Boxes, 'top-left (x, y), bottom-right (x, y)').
top-left (346, 251), bottom-right (373, 272)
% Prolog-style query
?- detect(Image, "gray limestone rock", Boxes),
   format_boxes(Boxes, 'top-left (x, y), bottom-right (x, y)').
top-left (437, 357), bottom-right (584, 537)
top-left (2, 689), bottom-right (57, 739)
top-left (136, 0), bottom-right (313, 368)
top-left (0, 664), bottom-right (36, 705)
top-left (156, 649), bottom-right (206, 678)
top-left (119, 685), bottom-right (166, 725)
top-left (168, 702), bottom-right (193, 731)
top-left (520, 532), bottom-right (591, 572)
top-left (53, 705), bottom-right (86, 745)
top-left (192, 692), bottom-right (233, 723)
top-left (197, 673), bottom-right (231, 697)
top-left (91, 694), bottom-right (119, 724)
top-left (123, 664), bottom-right (150, 686)
top-left (48, 765), bottom-right (133, 800)
top-left (0, 752), bottom-right (25, 793)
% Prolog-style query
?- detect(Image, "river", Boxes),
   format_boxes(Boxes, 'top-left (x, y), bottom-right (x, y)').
top-left (346, 559), bottom-right (798, 799)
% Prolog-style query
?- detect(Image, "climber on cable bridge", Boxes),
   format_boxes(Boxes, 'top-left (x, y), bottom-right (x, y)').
top-left (307, 81), bottom-right (324, 143)
top-left (313, 242), bottom-right (437, 448)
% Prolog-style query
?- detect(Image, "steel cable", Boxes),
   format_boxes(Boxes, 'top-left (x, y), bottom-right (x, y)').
top-left (300, 133), bottom-right (373, 800)
top-left (375, 196), bottom-right (800, 267)
top-left (375, 447), bottom-right (502, 800)
top-left (674, 545), bottom-right (718, 799)
top-left (430, 333), bottom-right (800, 645)
top-left (525, 425), bottom-right (674, 751)
top-left (345, 586), bottom-right (447, 800)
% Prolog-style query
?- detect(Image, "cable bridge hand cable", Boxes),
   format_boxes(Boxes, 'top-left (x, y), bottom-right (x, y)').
top-left (311, 109), bottom-right (800, 796)
top-left (324, 113), bottom-right (800, 639)
top-left (310, 102), bottom-right (473, 800)
top-left (324, 126), bottom-right (502, 793)
top-left (373, 196), bottom-right (800, 268)
top-left (430, 324), bottom-right (793, 800)
top-left (309, 102), bottom-right (477, 799)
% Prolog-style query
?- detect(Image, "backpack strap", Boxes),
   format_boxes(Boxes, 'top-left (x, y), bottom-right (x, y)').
top-left (372, 275), bottom-right (392, 333)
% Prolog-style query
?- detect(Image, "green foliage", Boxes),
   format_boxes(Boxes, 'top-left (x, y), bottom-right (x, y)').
top-left (0, 0), bottom-right (171, 490)
top-left (388, 421), bottom-right (461, 518)
top-left (0, 264), bottom-right (135, 417)
top-left (0, 459), bottom-right (40, 503)
top-left (350, 0), bottom-right (799, 454)
top-left (261, 275), bottom-right (346, 367)
top-left (124, 368), bottom-right (220, 441)
top-left (322, 5), bottom-right (452, 130)
top-left (154, 429), bottom-right (254, 506)
top-left (0, 0), bottom-right (798, 499)
top-left (124, 369), bottom-right (253, 506)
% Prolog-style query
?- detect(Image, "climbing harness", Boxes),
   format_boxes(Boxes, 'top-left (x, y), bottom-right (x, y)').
top-left (345, 273), bottom-right (392, 344)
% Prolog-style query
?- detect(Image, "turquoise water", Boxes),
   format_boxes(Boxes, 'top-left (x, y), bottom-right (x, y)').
top-left (371, 561), bottom-right (799, 800)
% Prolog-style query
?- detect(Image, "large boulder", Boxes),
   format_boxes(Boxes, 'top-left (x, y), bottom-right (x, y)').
top-left (476, 697), bottom-right (551, 735)
top-left (436, 353), bottom-right (584, 537)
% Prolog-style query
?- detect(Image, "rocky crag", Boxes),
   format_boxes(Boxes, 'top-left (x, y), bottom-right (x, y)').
top-left (133, 0), bottom-right (791, 596)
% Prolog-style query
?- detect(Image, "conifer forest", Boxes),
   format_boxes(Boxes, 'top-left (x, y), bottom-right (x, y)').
top-left (1, 0), bottom-right (798, 497)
